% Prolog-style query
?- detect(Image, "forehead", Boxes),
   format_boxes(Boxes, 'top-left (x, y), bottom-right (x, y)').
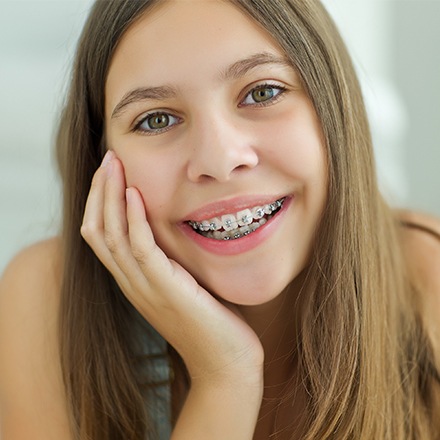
top-left (105, 0), bottom-right (285, 95)
top-left (118, 0), bottom-right (280, 55)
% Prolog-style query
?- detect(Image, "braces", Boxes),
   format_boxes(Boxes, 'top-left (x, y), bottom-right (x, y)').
top-left (188, 197), bottom-right (285, 236)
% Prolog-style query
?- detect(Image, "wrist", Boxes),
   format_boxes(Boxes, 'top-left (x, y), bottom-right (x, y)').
top-left (171, 376), bottom-right (263, 439)
top-left (190, 367), bottom-right (264, 400)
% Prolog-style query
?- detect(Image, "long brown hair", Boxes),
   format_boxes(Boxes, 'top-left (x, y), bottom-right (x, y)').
top-left (56, 0), bottom-right (439, 438)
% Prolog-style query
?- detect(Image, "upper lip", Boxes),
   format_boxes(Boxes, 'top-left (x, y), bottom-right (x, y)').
top-left (182, 194), bottom-right (289, 222)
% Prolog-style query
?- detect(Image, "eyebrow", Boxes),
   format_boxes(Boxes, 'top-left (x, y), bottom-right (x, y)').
top-left (219, 52), bottom-right (291, 82)
top-left (111, 85), bottom-right (178, 119)
top-left (111, 52), bottom-right (292, 119)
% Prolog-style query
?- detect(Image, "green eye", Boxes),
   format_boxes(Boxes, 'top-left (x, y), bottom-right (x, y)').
top-left (251, 87), bottom-right (275, 103)
top-left (134, 111), bottom-right (180, 135)
top-left (147, 113), bottom-right (170, 129)
top-left (242, 83), bottom-right (286, 106)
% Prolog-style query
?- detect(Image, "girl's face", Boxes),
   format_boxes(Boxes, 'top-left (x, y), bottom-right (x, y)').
top-left (105, 0), bottom-right (327, 306)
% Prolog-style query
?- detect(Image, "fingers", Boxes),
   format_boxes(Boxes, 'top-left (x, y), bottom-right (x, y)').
top-left (81, 151), bottom-right (111, 255)
top-left (81, 153), bottom-right (109, 237)
top-left (81, 153), bottom-right (264, 381)
top-left (81, 151), bottom-right (166, 303)
top-left (102, 159), bottom-right (136, 271)
top-left (81, 150), bottom-right (180, 314)
top-left (81, 151), bottom-right (129, 284)
top-left (125, 187), bottom-right (173, 285)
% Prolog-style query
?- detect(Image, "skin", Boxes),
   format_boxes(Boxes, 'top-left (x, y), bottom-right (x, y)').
top-left (83, 0), bottom-right (327, 436)
top-left (104, 0), bottom-right (328, 307)
top-left (1, 1), bottom-right (439, 440)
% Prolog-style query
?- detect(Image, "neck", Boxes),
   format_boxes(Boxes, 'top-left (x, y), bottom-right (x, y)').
top-left (237, 272), bottom-right (308, 439)
top-left (237, 271), bottom-right (306, 391)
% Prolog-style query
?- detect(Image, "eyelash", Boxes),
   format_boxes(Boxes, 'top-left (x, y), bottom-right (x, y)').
top-left (239, 82), bottom-right (287, 108)
top-left (132, 112), bottom-right (181, 136)
top-left (132, 82), bottom-right (287, 135)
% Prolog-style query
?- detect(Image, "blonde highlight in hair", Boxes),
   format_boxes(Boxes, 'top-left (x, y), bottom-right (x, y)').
top-left (56, 0), bottom-right (439, 438)
top-left (233, 1), bottom-right (438, 437)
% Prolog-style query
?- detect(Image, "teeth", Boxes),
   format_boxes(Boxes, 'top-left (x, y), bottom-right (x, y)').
top-left (201, 220), bottom-right (211, 232)
top-left (213, 230), bottom-right (222, 240)
top-left (239, 225), bottom-right (251, 235)
top-left (251, 206), bottom-right (265, 220)
top-left (221, 214), bottom-right (238, 231)
top-left (221, 231), bottom-right (231, 240)
top-left (237, 209), bottom-right (253, 226)
top-left (189, 197), bottom-right (285, 238)
top-left (250, 223), bottom-right (260, 232)
top-left (263, 204), bottom-right (272, 215)
top-left (210, 218), bottom-right (222, 231)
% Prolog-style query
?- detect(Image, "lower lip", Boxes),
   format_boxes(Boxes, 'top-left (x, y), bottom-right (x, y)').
top-left (179, 196), bottom-right (293, 256)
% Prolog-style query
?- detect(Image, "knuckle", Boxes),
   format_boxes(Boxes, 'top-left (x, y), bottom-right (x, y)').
top-left (103, 230), bottom-right (122, 254)
top-left (131, 245), bottom-right (149, 264)
top-left (90, 166), bottom-right (104, 187)
top-left (80, 222), bottom-right (98, 243)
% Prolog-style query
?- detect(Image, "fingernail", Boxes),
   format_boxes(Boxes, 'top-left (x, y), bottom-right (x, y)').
top-left (126, 187), bottom-right (132, 203)
top-left (106, 159), bottom-right (114, 176)
top-left (101, 150), bottom-right (114, 167)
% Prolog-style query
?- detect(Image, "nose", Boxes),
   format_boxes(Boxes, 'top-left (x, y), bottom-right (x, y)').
top-left (186, 113), bottom-right (259, 183)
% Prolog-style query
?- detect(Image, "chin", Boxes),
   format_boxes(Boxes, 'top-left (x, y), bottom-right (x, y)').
top-left (194, 265), bottom-right (298, 307)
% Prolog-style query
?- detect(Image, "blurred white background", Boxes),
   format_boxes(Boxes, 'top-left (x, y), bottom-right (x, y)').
top-left (1, 0), bottom-right (439, 273)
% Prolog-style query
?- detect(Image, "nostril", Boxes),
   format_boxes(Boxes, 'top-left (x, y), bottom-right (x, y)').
top-left (234, 164), bottom-right (249, 172)
top-left (231, 162), bottom-right (258, 176)
top-left (186, 138), bottom-right (259, 183)
top-left (198, 174), bottom-right (218, 183)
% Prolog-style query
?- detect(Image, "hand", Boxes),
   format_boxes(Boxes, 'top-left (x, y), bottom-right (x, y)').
top-left (80, 151), bottom-right (264, 386)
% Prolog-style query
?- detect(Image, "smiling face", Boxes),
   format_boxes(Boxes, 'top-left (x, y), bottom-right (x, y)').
top-left (104, 0), bottom-right (328, 306)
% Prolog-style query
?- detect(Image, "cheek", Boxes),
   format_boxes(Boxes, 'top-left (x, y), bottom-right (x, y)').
top-left (261, 112), bottom-right (326, 184)
top-left (118, 151), bottom-right (180, 214)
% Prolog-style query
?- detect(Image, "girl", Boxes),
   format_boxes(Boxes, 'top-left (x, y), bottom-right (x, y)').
top-left (1, 0), bottom-right (439, 439)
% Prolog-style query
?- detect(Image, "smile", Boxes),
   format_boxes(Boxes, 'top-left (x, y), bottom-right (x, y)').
top-left (187, 197), bottom-right (285, 240)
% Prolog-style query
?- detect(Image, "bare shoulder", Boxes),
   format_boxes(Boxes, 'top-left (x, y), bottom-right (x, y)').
top-left (0, 237), bottom-right (64, 326)
top-left (397, 209), bottom-right (440, 363)
top-left (397, 209), bottom-right (440, 290)
top-left (0, 237), bottom-right (72, 439)
top-left (398, 209), bottom-right (440, 237)
top-left (1, 236), bottom-right (63, 290)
